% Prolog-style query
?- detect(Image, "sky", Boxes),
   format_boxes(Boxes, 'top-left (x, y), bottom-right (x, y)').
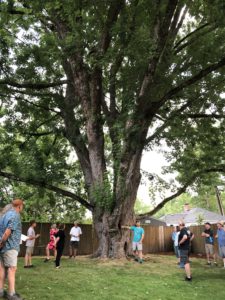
top-left (138, 149), bottom-right (170, 206)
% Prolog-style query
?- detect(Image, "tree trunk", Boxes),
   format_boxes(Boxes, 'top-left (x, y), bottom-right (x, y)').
top-left (93, 152), bottom-right (142, 258)
top-left (93, 209), bottom-right (134, 259)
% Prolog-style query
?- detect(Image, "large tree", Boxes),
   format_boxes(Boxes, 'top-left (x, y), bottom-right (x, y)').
top-left (0, 0), bottom-right (225, 258)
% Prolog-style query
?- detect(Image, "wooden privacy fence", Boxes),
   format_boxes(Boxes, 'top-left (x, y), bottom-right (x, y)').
top-left (19, 223), bottom-right (219, 257)
top-left (19, 223), bottom-right (96, 257)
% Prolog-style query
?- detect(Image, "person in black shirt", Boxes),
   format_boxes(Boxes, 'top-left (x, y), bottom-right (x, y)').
top-left (178, 222), bottom-right (192, 281)
top-left (201, 222), bottom-right (217, 265)
top-left (54, 224), bottom-right (66, 269)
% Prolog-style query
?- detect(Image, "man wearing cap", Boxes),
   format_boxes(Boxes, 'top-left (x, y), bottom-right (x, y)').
top-left (201, 222), bottom-right (217, 265)
top-left (216, 221), bottom-right (225, 268)
top-left (0, 199), bottom-right (24, 300)
top-left (178, 222), bottom-right (192, 281)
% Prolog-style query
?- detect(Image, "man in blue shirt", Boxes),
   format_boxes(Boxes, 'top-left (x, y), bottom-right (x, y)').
top-left (216, 221), bottom-right (225, 268)
top-left (122, 221), bottom-right (144, 263)
top-left (0, 199), bottom-right (24, 300)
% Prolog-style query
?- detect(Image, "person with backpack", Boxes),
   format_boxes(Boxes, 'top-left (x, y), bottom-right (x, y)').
top-left (178, 222), bottom-right (192, 281)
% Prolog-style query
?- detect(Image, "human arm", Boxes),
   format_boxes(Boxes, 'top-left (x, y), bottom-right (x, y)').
top-left (139, 233), bottom-right (144, 243)
top-left (121, 226), bottom-right (132, 230)
top-left (190, 233), bottom-right (195, 242)
top-left (0, 228), bottom-right (12, 248)
top-left (27, 228), bottom-right (40, 240)
top-left (179, 234), bottom-right (187, 245)
top-left (55, 237), bottom-right (60, 246)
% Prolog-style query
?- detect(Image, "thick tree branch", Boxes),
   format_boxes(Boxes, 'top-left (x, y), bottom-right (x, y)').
top-left (174, 23), bottom-right (210, 49)
top-left (24, 131), bottom-right (54, 137)
top-left (0, 79), bottom-right (68, 90)
top-left (174, 26), bottom-right (217, 54)
top-left (184, 113), bottom-right (225, 119)
top-left (99, 0), bottom-right (125, 54)
top-left (140, 165), bottom-right (225, 216)
top-left (145, 97), bottom-right (201, 145)
top-left (0, 170), bottom-right (94, 211)
top-left (161, 56), bottom-right (225, 103)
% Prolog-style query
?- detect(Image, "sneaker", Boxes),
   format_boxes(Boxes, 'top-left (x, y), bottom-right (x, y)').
top-left (214, 262), bottom-right (218, 266)
top-left (7, 292), bottom-right (23, 300)
top-left (134, 258), bottom-right (139, 262)
top-left (185, 276), bottom-right (192, 281)
top-left (206, 262), bottom-right (211, 265)
top-left (44, 258), bottom-right (50, 263)
top-left (139, 259), bottom-right (143, 264)
top-left (55, 266), bottom-right (61, 269)
top-left (0, 290), bottom-right (7, 298)
top-left (28, 265), bottom-right (34, 268)
top-left (24, 266), bottom-right (29, 268)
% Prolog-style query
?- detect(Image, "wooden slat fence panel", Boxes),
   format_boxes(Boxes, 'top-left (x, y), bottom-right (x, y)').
top-left (18, 223), bottom-right (220, 256)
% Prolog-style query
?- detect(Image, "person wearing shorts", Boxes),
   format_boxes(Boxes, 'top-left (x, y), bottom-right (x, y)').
top-left (0, 199), bottom-right (24, 300)
top-left (201, 222), bottom-right (217, 265)
top-left (122, 221), bottom-right (145, 263)
top-left (216, 221), bottom-right (225, 268)
top-left (178, 222), bottom-right (192, 281)
top-left (44, 224), bottom-right (58, 262)
top-left (24, 220), bottom-right (40, 268)
top-left (69, 222), bottom-right (82, 259)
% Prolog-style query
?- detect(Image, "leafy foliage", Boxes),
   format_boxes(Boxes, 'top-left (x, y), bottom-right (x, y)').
top-left (0, 0), bottom-right (225, 225)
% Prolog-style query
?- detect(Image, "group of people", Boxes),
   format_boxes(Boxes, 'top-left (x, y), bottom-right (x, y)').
top-left (0, 199), bottom-right (82, 300)
top-left (172, 220), bottom-right (225, 281)
top-left (1, 198), bottom-right (225, 299)
top-left (25, 221), bottom-right (82, 269)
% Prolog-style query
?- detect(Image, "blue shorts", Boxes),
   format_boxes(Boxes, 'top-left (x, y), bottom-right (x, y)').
top-left (179, 249), bottom-right (189, 265)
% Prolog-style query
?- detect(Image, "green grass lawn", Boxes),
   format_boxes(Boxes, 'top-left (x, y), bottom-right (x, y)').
top-left (14, 255), bottom-right (225, 300)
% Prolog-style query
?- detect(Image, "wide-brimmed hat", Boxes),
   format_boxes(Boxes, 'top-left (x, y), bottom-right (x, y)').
top-left (217, 221), bottom-right (224, 226)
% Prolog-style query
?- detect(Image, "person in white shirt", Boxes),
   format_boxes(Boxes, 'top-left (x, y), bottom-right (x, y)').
top-left (69, 222), bottom-right (82, 259)
top-left (24, 220), bottom-right (40, 268)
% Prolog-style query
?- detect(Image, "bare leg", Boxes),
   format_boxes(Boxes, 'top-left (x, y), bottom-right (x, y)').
top-left (54, 249), bottom-right (57, 259)
top-left (74, 248), bottom-right (77, 258)
top-left (28, 255), bottom-right (32, 266)
top-left (69, 245), bottom-right (73, 257)
top-left (7, 267), bottom-right (16, 295)
top-left (138, 250), bottom-right (143, 260)
top-left (185, 263), bottom-right (191, 278)
top-left (46, 246), bottom-right (50, 259)
top-left (24, 254), bottom-right (28, 266)
top-left (0, 264), bottom-right (5, 291)
top-left (206, 253), bottom-right (210, 263)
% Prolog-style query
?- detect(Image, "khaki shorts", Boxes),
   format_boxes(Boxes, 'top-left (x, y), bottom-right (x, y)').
top-left (0, 249), bottom-right (18, 268)
top-left (26, 246), bottom-right (34, 255)
top-left (219, 246), bottom-right (225, 258)
top-left (132, 242), bottom-right (143, 251)
top-left (205, 244), bottom-right (214, 255)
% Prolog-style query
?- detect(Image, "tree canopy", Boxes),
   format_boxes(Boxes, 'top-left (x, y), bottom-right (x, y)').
top-left (0, 0), bottom-right (225, 257)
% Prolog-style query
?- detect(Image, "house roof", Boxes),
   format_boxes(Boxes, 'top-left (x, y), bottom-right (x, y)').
top-left (160, 207), bottom-right (225, 225)
top-left (137, 215), bottom-right (166, 226)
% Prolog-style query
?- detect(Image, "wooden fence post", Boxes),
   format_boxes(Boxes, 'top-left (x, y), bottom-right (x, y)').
top-left (158, 226), bottom-right (165, 252)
